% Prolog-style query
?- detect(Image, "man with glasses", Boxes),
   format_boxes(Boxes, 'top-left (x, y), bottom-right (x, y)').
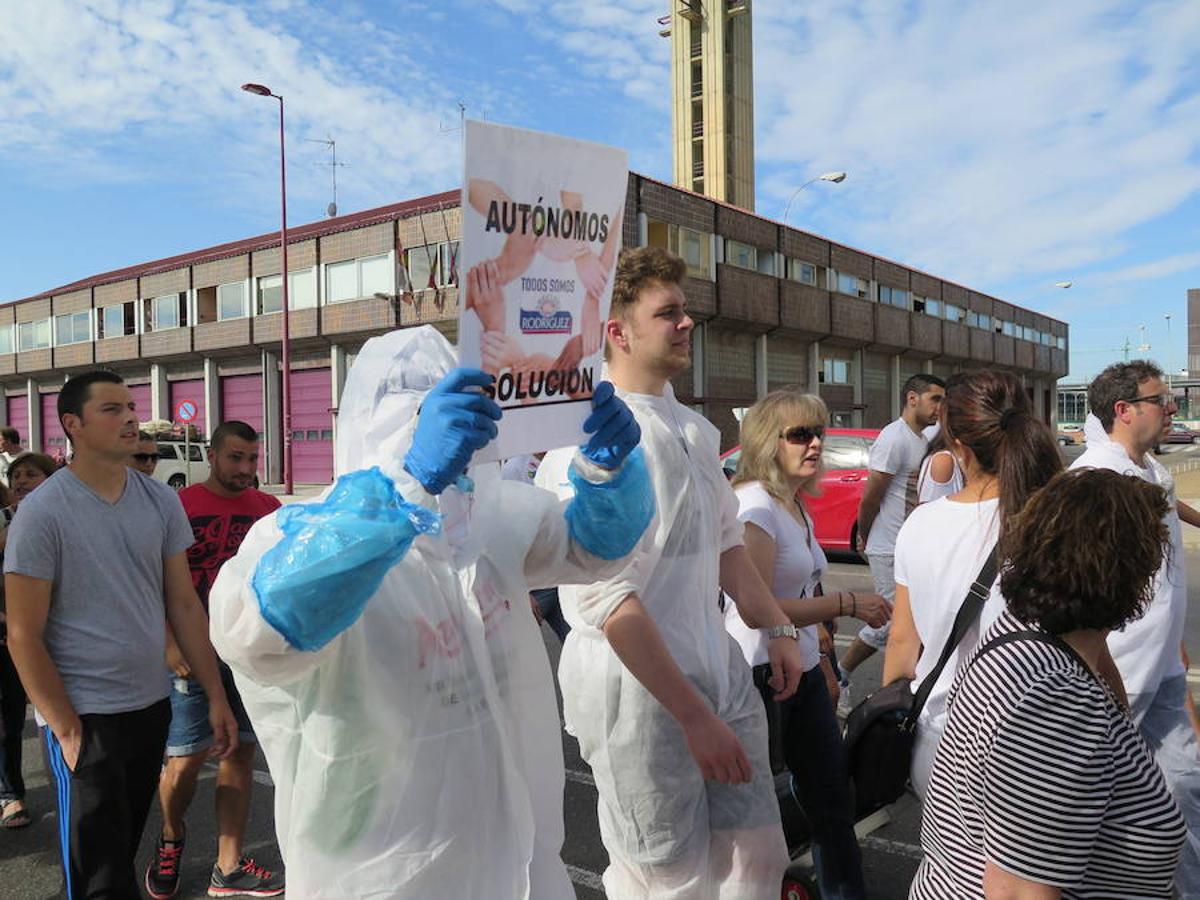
top-left (1073, 360), bottom-right (1199, 897)
top-left (129, 432), bottom-right (160, 478)
top-left (839, 374), bottom-right (945, 708)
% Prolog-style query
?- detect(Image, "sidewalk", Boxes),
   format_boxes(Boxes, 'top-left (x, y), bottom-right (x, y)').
top-left (1175, 468), bottom-right (1200, 548)
top-left (258, 483), bottom-right (328, 505)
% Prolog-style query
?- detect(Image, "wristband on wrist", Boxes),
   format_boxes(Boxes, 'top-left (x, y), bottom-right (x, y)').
top-left (849, 591), bottom-right (857, 617)
top-left (838, 593), bottom-right (844, 616)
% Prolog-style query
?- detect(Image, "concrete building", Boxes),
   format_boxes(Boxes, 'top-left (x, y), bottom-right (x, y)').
top-left (1188, 287), bottom-right (1200, 376)
top-left (0, 175), bottom-right (1068, 483)
top-left (665, 0), bottom-right (756, 209)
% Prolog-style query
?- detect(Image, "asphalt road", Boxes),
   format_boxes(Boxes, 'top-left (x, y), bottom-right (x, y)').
top-left (4, 439), bottom-right (1199, 899)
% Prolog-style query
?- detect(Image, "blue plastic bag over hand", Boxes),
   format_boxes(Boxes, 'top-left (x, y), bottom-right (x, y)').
top-left (581, 381), bottom-right (640, 471)
top-left (252, 468), bottom-right (442, 652)
top-left (403, 368), bottom-right (503, 495)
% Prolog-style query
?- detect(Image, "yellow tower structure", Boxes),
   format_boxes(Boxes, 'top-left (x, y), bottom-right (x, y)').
top-left (665, 0), bottom-right (755, 210)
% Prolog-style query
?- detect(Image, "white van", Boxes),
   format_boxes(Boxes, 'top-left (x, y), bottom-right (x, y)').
top-left (152, 440), bottom-right (210, 490)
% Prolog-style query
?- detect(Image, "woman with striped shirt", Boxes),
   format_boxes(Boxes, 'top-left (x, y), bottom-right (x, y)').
top-left (912, 468), bottom-right (1186, 899)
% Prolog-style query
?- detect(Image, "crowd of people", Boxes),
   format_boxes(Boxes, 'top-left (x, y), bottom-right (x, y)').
top-left (0, 243), bottom-right (1194, 900)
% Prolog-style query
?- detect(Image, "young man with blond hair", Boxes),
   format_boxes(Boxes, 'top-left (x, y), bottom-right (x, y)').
top-left (538, 245), bottom-right (805, 898)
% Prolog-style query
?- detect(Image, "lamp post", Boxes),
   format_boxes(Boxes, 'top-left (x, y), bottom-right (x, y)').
top-left (241, 82), bottom-right (293, 493)
top-left (1165, 313), bottom-right (1173, 392)
top-left (782, 171), bottom-right (846, 224)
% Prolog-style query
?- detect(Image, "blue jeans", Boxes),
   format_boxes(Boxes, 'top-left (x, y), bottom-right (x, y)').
top-left (1134, 675), bottom-right (1200, 898)
top-left (757, 664), bottom-right (865, 899)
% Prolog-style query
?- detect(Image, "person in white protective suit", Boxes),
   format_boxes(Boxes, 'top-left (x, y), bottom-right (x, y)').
top-left (207, 325), bottom-right (654, 899)
top-left (537, 246), bottom-right (808, 899)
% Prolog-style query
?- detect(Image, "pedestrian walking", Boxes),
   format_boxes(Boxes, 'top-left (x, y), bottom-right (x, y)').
top-left (4, 371), bottom-right (238, 900)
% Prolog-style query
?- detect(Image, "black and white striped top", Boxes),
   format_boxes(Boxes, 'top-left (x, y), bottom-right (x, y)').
top-left (911, 611), bottom-right (1185, 899)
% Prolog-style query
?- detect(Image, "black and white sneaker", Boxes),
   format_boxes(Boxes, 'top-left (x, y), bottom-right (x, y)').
top-left (145, 832), bottom-right (185, 900)
top-left (207, 856), bottom-right (285, 897)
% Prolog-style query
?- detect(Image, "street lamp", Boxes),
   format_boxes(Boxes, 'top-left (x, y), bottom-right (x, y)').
top-left (1165, 313), bottom-right (1173, 391)
top-left (241, 82), bottom-right (293, 493)
top-left (782, 171), bottom-right (847, 225)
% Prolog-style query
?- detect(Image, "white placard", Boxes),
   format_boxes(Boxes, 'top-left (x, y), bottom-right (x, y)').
top-left (458, 120), bottom-right (628, 461)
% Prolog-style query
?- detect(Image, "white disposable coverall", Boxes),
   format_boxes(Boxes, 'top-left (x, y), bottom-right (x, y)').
top-left (209, 326), bottom-right (642, 899)
top-left (538, 384), bottom-right (788, 899)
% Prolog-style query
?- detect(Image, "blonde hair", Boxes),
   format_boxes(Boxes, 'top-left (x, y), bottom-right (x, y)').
top-left (732, 388), bottom-right (828, 504)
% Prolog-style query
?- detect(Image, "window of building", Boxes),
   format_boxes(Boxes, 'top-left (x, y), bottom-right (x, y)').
top-left (402, 243), bottom-right (457, 293)
top-left (99, 302), bottom-right (135, 338)
top-left (756, 249), bottom-right (776, 277)
top-left (879, 285), bottom-right (909, 309)
top-left (725, 239), bottom-right (756, 271)
top-left (149, 292), bottom-right (189, 330)
top-left (787, 259), bottom-right (817, 286)
top-left (257, 267), bottom-right (317, 314)
top-left (217, 282), bottom-right (248, 320)
top-left (966, 310), bottom-right (992, 330)
top-left (361, 253), bottom-right (392, 297)
top-left (821, 355), bottom-right (853, 384)
top-left (1001, 320), bottom-right (1015, 337)
top-left (836, 272), bottom-right (869, 299)
top-left (1056, 336), bottom-right (1066, 351)
top-left (0, 325), bottom-right (13, 355)
top-left (326, 260), bottom-right (358, 302)
top-left (1041, 332), bottom-right (1054, 347)
top-left (943, 303), bottom-right (966, 323)
top-left (648, 220), bottom-right (712, 280)
top-left (17, 319), bottom-right (50, 351)
top-left (54, 311), bottom-right (91, 345)
top-left (926, 298), bottom-right (942, 317)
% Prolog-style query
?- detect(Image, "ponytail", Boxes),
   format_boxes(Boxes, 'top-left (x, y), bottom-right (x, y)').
top-left (995, 407), bottom-right (1063, 535)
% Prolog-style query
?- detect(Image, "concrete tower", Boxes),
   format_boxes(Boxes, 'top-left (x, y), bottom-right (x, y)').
top-left (665, 0), bottom-right (755, 210)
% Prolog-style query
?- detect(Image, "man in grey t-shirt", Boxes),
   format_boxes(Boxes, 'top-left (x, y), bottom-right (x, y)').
top-left (5, 371), bottom-right (238, 900)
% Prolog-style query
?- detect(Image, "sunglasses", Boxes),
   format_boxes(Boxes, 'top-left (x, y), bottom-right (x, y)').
top-left (132, 453), bottom-right (159, 463)
top-left (1123, 393), bottom-right (1171, 408)
top-left (779, 425), bottom-right (825, 445)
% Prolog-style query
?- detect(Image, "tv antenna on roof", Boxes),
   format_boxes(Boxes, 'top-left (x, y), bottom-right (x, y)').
top-left (306, 134), bottom-right (346, 217)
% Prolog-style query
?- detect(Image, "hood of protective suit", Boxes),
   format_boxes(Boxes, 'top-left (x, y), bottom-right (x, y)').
top-left (335, 325), bottom-right (457, 478)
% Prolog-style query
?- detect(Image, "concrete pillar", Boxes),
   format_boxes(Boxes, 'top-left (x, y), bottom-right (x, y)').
top-left (692, 323), bottom-right (706, 411)
top-left (262, 349), bottom-right (282, 485)
top-left (755, 334), bottom-right (768, 399)
top-left (890, 354), bottom-right (902, 420)
top-left (150, 364), bottom-right (169, 421)
top-left (26, 379), bottom-right (40, 455)
top-left (923, 358), bottom-right (934, 374)
top-left (636, 211), bottom-right (648, 247)
top-left (203, 357), bottom-right (220, 441)
top-left (852, 349), bottom-right (865, 428)
top-left (330, 344), bottom-right (349, 459)
top-left (809, 341), bottom-right (821, 395)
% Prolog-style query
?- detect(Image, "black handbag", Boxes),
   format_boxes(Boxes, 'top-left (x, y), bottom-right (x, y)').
top-left (843, 546), bottom-right (999, 817)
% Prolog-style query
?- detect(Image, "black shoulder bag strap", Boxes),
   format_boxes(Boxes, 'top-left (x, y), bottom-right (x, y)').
top-left (902, 544), bottom-right (999, 729)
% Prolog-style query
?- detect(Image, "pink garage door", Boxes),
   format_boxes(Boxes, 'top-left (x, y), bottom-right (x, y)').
top-left (169, 380), bottom-right (207, 439)
top-left (288, 369), bottom-right (333, 484)
top-left (128, 384), bottom-right (152, 423)
top-left (220, 374), bottom-right (265, 477)
top-left (40, 393), bottom-right (66, 459)
top-left (5, 396), bottom-right (29, 451)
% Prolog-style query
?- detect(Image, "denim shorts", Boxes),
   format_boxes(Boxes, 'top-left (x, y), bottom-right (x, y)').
top-left (166, 662), bottom-right (256, 757)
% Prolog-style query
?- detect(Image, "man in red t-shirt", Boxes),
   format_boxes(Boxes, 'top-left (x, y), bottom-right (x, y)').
top-left (146, 421), bottom-right (285, 899)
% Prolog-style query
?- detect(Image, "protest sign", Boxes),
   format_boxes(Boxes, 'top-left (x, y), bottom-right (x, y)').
top-left (458, 119), bottom-right (628, 461)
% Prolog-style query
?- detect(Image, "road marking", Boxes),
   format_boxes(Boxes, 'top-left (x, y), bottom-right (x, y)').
top-left (860, 834), bottom-right (925, 862)
top-left (565, 767), bottom-right (596, 787)
top-left (567, 863), bottom-right (605, 892)
top-left (200, 760), bottom-right (274, 787)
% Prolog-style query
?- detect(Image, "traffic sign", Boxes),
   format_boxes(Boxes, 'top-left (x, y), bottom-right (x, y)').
top-left (176, 400), bottom-right (198, 423)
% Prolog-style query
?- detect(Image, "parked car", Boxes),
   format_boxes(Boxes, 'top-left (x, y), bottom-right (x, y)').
top-left (151, 440), bottom-right (211, 490)
top-left (1161, 422), bottom-right (1199, 444)
top-left (720, 427), bottom-right (880, 552)
top-left (1056, 423), bottom-right (1085, 445)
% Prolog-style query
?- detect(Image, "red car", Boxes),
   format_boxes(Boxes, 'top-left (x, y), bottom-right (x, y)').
top-left (720, 428), bottom-right (880, 552)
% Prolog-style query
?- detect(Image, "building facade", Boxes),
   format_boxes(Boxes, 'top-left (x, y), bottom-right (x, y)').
top-left (666, 0), bottom-right (756, 209)
top-left (0, 175), bottom-right (1068, 483)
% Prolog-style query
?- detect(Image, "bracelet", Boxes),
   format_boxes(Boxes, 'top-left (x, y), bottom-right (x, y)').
top-left (849, 591), bottom-right (857, 618)
top-left (838, 593), bottom-right (845, 616)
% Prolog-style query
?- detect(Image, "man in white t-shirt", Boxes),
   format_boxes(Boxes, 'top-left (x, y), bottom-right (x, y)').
top-left (0, 427), bottom-right (24, 488)
top-left (1071, 360), bottom-right (1199, 897)
top-left (840, 374), bottom-right (945, 692)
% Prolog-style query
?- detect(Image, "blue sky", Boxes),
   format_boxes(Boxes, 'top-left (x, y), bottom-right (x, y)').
top-left (2, 0), bottom-right (1199, 382)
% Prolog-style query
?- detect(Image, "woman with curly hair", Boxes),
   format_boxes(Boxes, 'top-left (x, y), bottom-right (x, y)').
top-left (912, 468), bottom-right (1186, 898)
top-left (726, 388), bottom-right (891, 900)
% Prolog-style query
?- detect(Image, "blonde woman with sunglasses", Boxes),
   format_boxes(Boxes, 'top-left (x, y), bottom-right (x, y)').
top-left (726, 388), bottom-right (889, 899)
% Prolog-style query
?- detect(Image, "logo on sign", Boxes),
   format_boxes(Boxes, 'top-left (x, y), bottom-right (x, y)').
top-left (519, 296), bottom-right (572, 335)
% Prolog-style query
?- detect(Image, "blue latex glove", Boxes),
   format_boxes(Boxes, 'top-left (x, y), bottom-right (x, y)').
top-left (403, 368), bottom-right (503, 494)
top-left (581, 381), bottom-right (640, 470)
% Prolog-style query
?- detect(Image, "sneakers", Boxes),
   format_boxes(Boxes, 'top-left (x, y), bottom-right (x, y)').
top-left (145, 832), bottom-right (185, 900)
top-left (207, 856), bottom-right (286, 898)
